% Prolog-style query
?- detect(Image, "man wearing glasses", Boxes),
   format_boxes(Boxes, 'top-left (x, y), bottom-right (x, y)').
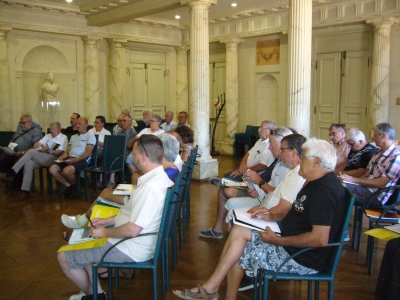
top-left (329, 124), bottom-right (351, 172)
top-left (0, 112), bottom-right (42, 178)
top-left (88, 116), bottom-right (111, 155)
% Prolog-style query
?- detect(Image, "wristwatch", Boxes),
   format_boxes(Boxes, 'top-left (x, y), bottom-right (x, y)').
top-left (259, 180), bottom-right (266, 188)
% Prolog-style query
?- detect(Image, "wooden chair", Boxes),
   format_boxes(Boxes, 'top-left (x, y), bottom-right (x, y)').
top-left (254, 188), bottom-right (356, 300)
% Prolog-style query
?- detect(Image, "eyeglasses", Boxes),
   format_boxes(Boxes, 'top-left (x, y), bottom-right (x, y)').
top-left (346, 141), bottom-right (356, 147)
top-left (138, 138), bottom-right (149, 157)
top-left (19, 121), bottom-right (31, 125)
top-left (280, 147), bottom-right (293, 153)
top-left (300, 154), bottom-right (317, 160)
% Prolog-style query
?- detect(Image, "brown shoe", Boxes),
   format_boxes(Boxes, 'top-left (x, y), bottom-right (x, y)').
top-left (0, 172), bottom-right (14, 182)
top-left (19, 191), bottom-right (30, 200)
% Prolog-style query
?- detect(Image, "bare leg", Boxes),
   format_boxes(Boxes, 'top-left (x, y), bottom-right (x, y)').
top-left (63, 165), bottom-right (77, 185)
top-left (127, 163), bottom-right (137, 175)
top-left (49, 164), bottom-right (71, 188)
top-left (176, 225), bottom-right (252, 294)
top-left (226, 263), bottom-right (245, 299)
top-left (213, 188), bottom-right (238, 233)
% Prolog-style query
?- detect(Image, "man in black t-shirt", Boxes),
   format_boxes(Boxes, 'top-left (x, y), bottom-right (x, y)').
top-left (173, 138), bottom-right (348, 300)
top-left (64, 112), bottom-right (80, 135)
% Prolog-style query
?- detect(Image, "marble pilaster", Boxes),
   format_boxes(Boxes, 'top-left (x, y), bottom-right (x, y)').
top-left (108, 39), bottom-right (126, 122)
top-left (220, 38), bottom-right (243, 142)
top-left (0, 28), bottom-right (12, 131)
top-left (176, 45), bottom-right (189, 114)
top-left (367, 18), bottom-right (399, 133)
top-left (183, 0), bottom-right (218, 180)
top-left (83, 36), bottom-right (100, 122)
top-left (286, 0), bottom-right (312, 137)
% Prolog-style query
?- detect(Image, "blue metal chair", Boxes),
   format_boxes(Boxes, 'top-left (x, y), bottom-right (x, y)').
top-left (84, 135), bottom-right (127, 193)
top-left (254, 188), bottom-right (356, 300)
top-left (92, 187), bottom-right (180, 300)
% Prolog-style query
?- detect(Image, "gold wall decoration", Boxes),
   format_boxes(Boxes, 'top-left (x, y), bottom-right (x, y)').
top-left (256, 39), bottom-right (280, 66)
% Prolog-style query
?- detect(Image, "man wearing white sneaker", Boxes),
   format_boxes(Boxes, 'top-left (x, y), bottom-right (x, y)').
top-left (58, 135), bottom-right (173, 300)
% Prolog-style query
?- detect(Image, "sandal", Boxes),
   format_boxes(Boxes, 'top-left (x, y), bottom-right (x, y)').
top-left (172, 284), bottom-right (218, 299)
top-left (62, 231), bottom-right (72, 242)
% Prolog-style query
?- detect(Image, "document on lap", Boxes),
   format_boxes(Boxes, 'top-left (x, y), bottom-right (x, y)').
top-left (112, 184), bottom-right (136, 195)
top-left (232, 209), bottom-right (281, 233)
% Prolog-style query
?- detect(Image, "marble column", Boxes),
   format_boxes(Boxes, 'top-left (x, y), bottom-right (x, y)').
top-left (83, 36), bottom-right (100, 122)
top-left (367, 18), bottom-right (399, 133)
top-left (183, 0), bottom-right (218, 180)
top-left (0, 28), bottom-right (12, 131)
top-left (286, 0), bottom-right (312, 137)
top-left (108, 39), bottom-right (126, 122)
top-left (176, 45), bottom-right (189, 114)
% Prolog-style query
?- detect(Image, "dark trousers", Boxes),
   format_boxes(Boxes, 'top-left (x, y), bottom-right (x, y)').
top-left (0, 153), bottom-right (18, 173)
top-left (375, 237), bottom-right (400, 300)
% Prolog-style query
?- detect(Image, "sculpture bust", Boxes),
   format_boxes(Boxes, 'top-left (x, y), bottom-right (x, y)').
top-left (41, 72), bottom-right (59, 101)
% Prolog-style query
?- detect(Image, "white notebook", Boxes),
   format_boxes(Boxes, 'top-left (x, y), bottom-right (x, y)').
top-left (232, 209), bottom-right (281, 233)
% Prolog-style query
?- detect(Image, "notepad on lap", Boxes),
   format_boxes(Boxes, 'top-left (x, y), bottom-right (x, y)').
top-left (112, 184), bottom-right (135, 195)
top-left (232, 209), bottom-right (280, 233)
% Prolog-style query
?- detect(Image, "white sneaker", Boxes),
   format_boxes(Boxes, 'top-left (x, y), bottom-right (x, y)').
top-left (61, 214), bottom-right (88, 229)
top-left (69, 291), bottom-right (85, 300)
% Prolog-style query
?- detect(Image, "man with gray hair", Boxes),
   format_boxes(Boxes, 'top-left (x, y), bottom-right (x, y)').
top-left (340, 122), bottom-right (400, 206)
top-left (0, 122), bottom-right (68, 200)
top-left (329, 124), bottom-right (351, 171)
top-left (161, 111), bottom-right (177, 132)
top-left (159, 133), bottom-right (180, 181)
top-left (173, 138), bottom-right (347, 300)
top-left (334, 128), bottom-right (377, 177)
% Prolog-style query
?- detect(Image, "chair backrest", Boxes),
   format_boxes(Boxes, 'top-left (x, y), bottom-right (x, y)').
top-left (324, 188), bottom-right (356, 275)
top-left (101, 135), bottom-right (127, 171)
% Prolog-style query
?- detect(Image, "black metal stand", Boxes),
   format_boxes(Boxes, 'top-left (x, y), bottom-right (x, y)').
top-left (211, 93), bottom-right (225, 156)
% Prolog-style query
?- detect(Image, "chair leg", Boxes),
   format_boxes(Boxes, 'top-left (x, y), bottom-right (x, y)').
top-left (356, 209), bottom-right (364, 252)
top-left (367, 235), bottom-right (375, 275)
top-left (108, 267), bottom-right (113, 298)
top-left (84, 171), bottom-right (89, 199)
top-left (314, 281), bottom-right (320, 300)
top-left (171, 226), bottom-right (177, 270)
top-left (92, 265), bottom-right (99, 300)
top-left (152, 268), bottom-right (159, 300)
top-left (328, 281), bottom-right (334, 300)
top-left (47, 169), bottom-right (53, 194)
top-left (351, 206), bottom-right (358, 249)
top-left (307, 281), bottom-right (312, 300)
top-left (262, 274), bottom-right (269, 300)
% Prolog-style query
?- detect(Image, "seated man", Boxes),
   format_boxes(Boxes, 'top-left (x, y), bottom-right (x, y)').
top-left (88, 116), bottom-right (111, 156)
top-left (49, 117), bottom-right (96, 198)
top-left (329, 124), bottom-right (351, 172)
top-left (199, 122), bottom-right (280, 239)
top-left (16, 111), bottom-right (42, 132)
top-left (58, 135), bottom-right (174, 300)
top-left (0, 112), bottom-right (42, 175)
top-left (161, 111), bottom-right (177, 132)
top-left (340, 123), bottom-right (400, 206)
top-left (334, 127), bottom-right (377, 177)
top-left (64, 113), bottom-right (80, 135)
top-left (177, 111), bottom-right (190, 128)
top-left (173, 138), bottom-right (347, 300)
top-left (0, 122), bottom-right (68, 200)
top-left (112, 110), bottom-right (137, 135)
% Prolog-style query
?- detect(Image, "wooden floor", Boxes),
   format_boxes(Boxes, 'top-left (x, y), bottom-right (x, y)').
top-left (0, 155), bottom-right (386, 300)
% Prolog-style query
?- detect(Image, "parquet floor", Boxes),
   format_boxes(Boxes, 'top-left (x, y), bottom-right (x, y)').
top-left (0, 155), bottom-right (386, 300)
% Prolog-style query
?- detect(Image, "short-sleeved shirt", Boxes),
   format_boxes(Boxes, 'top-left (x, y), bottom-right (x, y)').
top-left (110, 166), bottom-right (174, 262)
top-left (161, 121), bottom-right (177, 132)
top-left (364, 144), bottom-right (400, 203)
top-left (260, 164), bottom-right (305, 209)
top-left (344, 143), bottom-right (377, 171)
top-left (89, 127), bottom-right (111, 147)
top-left (246, 138), bottom-right (275, 168)
top-left (68, 131), bottom-right (97, 158)
top-left (136, 128), bottom-right (165, 138)
top-left (11, 127), bottom-right (42, 152)
top-left (281, 172), bottom-right (346, 271)
top-left (254, 160), bottom-right (289, 200)
top-left (38, 132), bottom-right (68, 152)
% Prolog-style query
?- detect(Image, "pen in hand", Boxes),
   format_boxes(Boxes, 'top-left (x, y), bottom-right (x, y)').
top-left (250, 211), bottom-right (269, 219)
top-left (88, 216), bottom-right (95, 228)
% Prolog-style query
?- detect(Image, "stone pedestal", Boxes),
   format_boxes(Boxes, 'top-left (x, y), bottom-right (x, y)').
top-left (83, 36), bottom-right (100, 122)
top-left (183, 0), bottom-right (218, 180)
top-left (176, 45), bottom-right (189, 114)
top-left (367, 17), bottom-right (399, 134)
top-left (108, 39), bottom-right (126, 122)
top-left (286, 0), bottom-right (312, 137)
top-left (0, 28), bottom-right (12, 131)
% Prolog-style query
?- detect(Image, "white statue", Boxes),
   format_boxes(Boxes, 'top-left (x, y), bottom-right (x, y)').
top-left (41, 72), bottom-right (59, 101)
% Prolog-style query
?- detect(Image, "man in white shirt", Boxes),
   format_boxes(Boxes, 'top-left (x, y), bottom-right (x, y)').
top-left (161, 111), bottom-right (177, 132)
top-left (0, 121), bottom-right (68, 200)
top-left (88, 116), bottom-right (111, 155)
top-left (58, 135), bottom-right (174, 300)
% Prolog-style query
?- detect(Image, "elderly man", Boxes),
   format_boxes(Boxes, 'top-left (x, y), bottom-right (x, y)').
top-left (329, 124), bottom-right (351, 171)
top-left (334, 128), bottom-right (377, 177)
top-left (113, 110), bottom-right (137, 135)
top-left (173, 138), bottom-right (347, 300)
top-left (161, 111), bottom-right (177, 132)
top-left (58, 135), bottom-right (174, 300)
top-left (340, 123), bottom-right (400, 206)
top-left (16, 111), bottom-right (42, 132)
top-left (64, 113), bottom-right (80, 135)
top-left (200, 120), bottom-right (276, 239)
top-left (88, 116), bottom-right (111, 155)
top-left (177, 111), bottom-right (190, 127)
top-left (0, 122), bottom-right (68, 200)
top-left (49, 117), bottom-right (96, 198)
top-left (0, 112), bottom-right (42, 175)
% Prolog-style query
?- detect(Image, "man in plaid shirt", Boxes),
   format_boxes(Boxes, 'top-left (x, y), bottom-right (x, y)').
top-left (340, 122), bottom-right (400, 206)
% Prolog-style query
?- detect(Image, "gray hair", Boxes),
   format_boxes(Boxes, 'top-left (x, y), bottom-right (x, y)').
top-left (166, 111), bottom-right (174, 117)
top-left (143, 109), bottom-right (154, 116)
top-left (159, 133), bottom-right (180, 162)
top-left (302, 138), bottom-right (337, 172)
top-left (121, 109), bottom-right (131, 117)
top-left (329, 123), bottom-right (346, 133)
top-left (20, 111), bottom-right (32, 121)
top-left (50, 121), bottom-right (61, 129)
top-left (152, 114), bottom-right (162, 123)
top-left (262, 120), bottom-right (276, 131)
top-left (346, 128), bottom-right (366, 143)
top-left (376, 123), bottom-right (395, 140)
top-left (271, 126), bottom-right (293, 142)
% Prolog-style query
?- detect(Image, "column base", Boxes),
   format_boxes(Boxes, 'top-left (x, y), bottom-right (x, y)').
top-left (192, 157), bottom-right (218, 181)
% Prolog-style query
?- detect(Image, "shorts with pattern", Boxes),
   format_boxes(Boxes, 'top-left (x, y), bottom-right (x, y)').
top-left (239, 230), bottom-right (318, 276)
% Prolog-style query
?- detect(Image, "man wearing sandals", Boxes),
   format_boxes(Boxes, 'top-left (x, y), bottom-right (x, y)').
top-left (58, 135), bottom-right (173, 300)
top-left (173, 139), bottom-right (347, 300)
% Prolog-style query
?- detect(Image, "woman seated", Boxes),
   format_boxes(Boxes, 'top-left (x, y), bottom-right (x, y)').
top-left (175, 125), bottom-right (194, 162)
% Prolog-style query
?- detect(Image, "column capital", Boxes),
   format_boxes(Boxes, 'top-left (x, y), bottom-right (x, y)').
top-left (181, 0), bottom-right (217, 8)
top-left (176, 44), bottom-right (190, 54)
top-left (0, 25), bottom-right (12, 39)
top-left (366, 17), bottom-right (399, 29)
top-left (82, 35), bottom-right (102, 45)
top-left (107, 39), bottom-right (127, 48)
top-left (219, 38), bottom-right (244, 47)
